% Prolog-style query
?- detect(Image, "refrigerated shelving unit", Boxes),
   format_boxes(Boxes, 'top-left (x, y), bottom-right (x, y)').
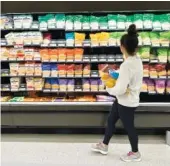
top-left (1, 10), bottom-right (170, 134)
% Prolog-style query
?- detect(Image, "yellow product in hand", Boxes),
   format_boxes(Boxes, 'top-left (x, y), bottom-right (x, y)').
top-left (105, 78), bottom-right (116, 88)
top-left (101, 73), bottom-right (110, 81)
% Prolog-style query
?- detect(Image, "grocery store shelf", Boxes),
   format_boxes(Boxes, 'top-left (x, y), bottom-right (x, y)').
top-left (1, 102), bottom-right (170, 107)
top-left (1, 40), bottom-right (169, 48)
top-left (1, 27), bottom-right (170, 31)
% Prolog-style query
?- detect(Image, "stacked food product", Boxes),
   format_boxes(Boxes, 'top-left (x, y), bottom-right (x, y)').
top-left (1, 94), bottom-right (114, 102)
top-left (3, 31), bottom-right (170, 47)
top-left (1, 13), bottom-right (170, 30)
top-left (141, 78), bottom-right (169, 94)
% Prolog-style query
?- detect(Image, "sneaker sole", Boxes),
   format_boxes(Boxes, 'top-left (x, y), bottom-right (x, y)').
top-left (91, 148), bottom-right (108, 155)
top-left (120, 157), bottom-right (142, 162)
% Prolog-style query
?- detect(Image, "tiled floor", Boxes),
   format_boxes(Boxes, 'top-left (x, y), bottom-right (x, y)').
top-left (1, 135), bottom-right (170, 166)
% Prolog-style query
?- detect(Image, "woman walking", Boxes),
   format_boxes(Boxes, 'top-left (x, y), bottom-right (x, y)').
top-left (91, 24), bottom-right (143, 162)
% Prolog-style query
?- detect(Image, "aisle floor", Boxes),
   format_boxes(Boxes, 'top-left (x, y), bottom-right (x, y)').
top-left (1, 135), bottom-right (170, 166)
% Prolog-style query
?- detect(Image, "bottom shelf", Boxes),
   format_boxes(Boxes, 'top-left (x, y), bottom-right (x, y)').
top-left (1, 101), bottom-right (170, 106)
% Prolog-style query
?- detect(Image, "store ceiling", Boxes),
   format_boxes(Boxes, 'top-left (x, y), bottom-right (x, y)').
top-left (1, 1), bottom-right (170, 14)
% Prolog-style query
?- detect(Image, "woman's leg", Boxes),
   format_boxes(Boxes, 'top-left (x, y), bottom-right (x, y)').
top-left (118, 104), bottom-right (138, 152)
top-left (103, 100), bottom-right (120, 145)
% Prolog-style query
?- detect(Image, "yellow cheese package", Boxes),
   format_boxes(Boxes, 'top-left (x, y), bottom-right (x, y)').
top-left (90, 33), bottom-right (100, 46)
top-left (74, 33), bottom-right (85, 46)
top-left (99, 32), bottom-right (109, 46)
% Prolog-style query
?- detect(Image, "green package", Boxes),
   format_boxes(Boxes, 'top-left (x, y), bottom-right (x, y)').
top-left (65, 15), bottom-right (74, 30)
top-left (74, 15), bottom-right (83, 30)
top-left (9, 97), bottom-right (24, 102)
top-left (99, 16), bottom-right (108, 29)
top-left (159, 31), bottom-right (170, 46)
top-left (126, 15), bottom-right (134, 29)
top-left (138, 46), bottom-right (150, 59)
top-left (153, 15), bottom-right (161, 30)
top-left (90, 16), bottom-right (99, 30)
top-left (157, 48), bottom-right (168, 62)
top-left (116, 32), bottom-right (126, 45)
top-left (107, 14), bottom-right (117, 29)
top-left (160, 14), bottom-right (170, 30)
top-left (55, 14), bottom-right (65, 28)
top-left (46, 14), bottom-right (55, 28)
top-left (134, 14), bottom-right (143, 29)
top-left (139, 32), bottom-right (151, 45)
top-left (143, 13), bottom-right (154, 29)
top-left (150, 32), bottom-right (160, 46)
top-left (38, 16), bottom-right (48, 29)
top-left (117, 14), bottom-right (126, 29)
top-left (82, 16), bottom-right (90, 29)
top-left (109, 32), bottom-right (117, 46)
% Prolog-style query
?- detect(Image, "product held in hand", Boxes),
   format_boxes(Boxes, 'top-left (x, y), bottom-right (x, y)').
top-left (109, 70), bottom-right (119, 79)
top-left (101, 73), bottom-right (117, 88)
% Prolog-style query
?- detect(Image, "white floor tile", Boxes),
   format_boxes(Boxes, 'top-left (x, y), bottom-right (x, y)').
top-left (1, 142), bottom-right (170, 166)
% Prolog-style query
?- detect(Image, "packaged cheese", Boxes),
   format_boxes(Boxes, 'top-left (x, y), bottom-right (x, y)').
top-left (25, 62), bottom-right (34, 76)
top-left (74, 48), bottom-right (83, 61)
top-left (58, 49), bottom-right (66, 61)
top-left (18, 63), bottom-right (26, 76)
top-left (49, 49), bottom-right (58, 61)
top-left (58, 64), bottom-right (66, 76)
top-left (34, 63), bottom-right (42, 76)
top-left (10, 77), bottom-right (20, 90)
top-left (26, 77), bottom-right (34, 89)
top-left (40, 49), bottom-right (49, 61)
top-left (10, 63), bottom-right (19, 76)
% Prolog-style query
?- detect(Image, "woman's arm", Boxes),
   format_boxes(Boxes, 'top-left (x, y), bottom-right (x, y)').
top-left (106, 63), bottom-right (130, 96)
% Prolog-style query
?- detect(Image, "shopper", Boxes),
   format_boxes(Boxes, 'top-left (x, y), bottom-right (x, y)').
top-left (91, 24), bottom-right (143, 162)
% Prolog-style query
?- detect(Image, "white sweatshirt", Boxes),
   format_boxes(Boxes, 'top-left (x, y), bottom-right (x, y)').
top-left (106, 55), bottom-right (143, 107)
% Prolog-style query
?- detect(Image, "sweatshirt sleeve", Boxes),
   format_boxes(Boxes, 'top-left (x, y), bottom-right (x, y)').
top-left (106, 63), bottom-right (130, 96)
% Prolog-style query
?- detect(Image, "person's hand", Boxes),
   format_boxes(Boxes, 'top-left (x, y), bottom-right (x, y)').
top-left (101, 65), bottom-right (109, 73)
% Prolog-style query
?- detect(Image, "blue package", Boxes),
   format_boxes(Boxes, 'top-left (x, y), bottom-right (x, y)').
top-left (50, 64), bottom-right (57, 70)
top-left (109, 70), bottom-right (119, 79)
top-left (65, 32), bottom-right (74, 40)
top-left (42, 63), bottom-right (51, 71)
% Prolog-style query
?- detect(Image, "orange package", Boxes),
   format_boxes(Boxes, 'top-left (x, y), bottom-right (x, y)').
top-left (49, 49), bottom-right (58, 61)
top-left (83, 64), bottom-right (91, 75)
top-left (66, 49), bottom-right (74, 61)
top-left (74, 48), bottom-right (83, 61)
top-left (40, 49), bottom-right (49, 61)
top-left (58, 64), bottom-right (66, 76)
top-left (75, 64), bottom-right (83, 76)
top-left (67, 64), bottom-right (75, 76)
top-left (58, 49), bottom-right (66, 61)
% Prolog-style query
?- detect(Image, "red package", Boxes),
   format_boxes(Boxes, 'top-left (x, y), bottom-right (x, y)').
top-left (143, 64), bottom-right (149, 76)
top-left (149, 64), bottom-right (157, 78)
top-left (67, 64), bottom-right (75, 75)
top-left (75, 64), bottom-right (83, 76)
top-left (155, 64), bottom-right (167, 77)
top-left (43, 33), bottom-right (51, 44)
top-left (83, 64), bottom-right (91, 75)
top-left (58, 64), bottom-right (66, 76)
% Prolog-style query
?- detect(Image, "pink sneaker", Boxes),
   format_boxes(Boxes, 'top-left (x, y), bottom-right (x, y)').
top-left (120, 151), bottom-right (141, 162)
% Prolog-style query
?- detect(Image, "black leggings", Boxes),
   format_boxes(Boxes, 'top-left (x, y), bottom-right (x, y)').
top-left (103, 100), bottom-right (138, 152)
